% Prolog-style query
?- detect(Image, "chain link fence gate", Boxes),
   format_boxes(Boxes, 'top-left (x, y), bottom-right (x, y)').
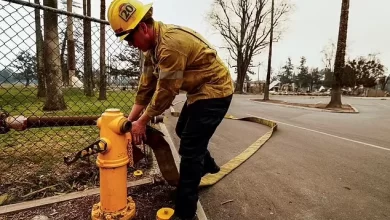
top-left (0, 0), bottom-right (144, 205)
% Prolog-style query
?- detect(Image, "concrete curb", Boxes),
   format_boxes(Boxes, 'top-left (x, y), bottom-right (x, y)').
top-left (349, 103), bottom-right (360, 113)
top-left (249, 99), bottom-right (359, 114)
top-left (348, 97), bottom-right (387, 100)
top-left (159, 123), bottom-right (208, 220)
top-left (270, 94), bottom-right (330, 97)
top-left (0, 178), bottom-right (154, 215)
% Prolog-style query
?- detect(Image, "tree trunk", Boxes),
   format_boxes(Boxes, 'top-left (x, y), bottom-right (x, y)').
top-left (235, 70), bottom-right (245, 94)
top-left (310, 77), bottom-right (313, 92)
top-left (264, 0), bottom-right (274, 101)
top-left (98, 0), bottom-right (107, 100)
top-left (327, 0), bottom-right (349, 108)
top-left (43, 0), bottom-right (67, 111)
top-left (234, 52), bottom-right (245, 94)
top-left (67, 0), bottom-right (76, 87)
top-left (60, 29), bottom-right (67, 85)
top-left (83, 0), bottom-right (93, 96)
top-left (34, 0), bottom-right (46, 97)
top-left (381, 76), bottom-right (388, 91)
top-left (25, 74), bottom-right (30, 87)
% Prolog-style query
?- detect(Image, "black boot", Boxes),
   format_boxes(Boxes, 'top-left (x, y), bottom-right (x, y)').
top-left (201, 156), bottom-right (220, 177)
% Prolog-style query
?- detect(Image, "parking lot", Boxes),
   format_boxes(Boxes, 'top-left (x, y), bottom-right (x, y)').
top-left (164, 94), bottom-right (390, 220)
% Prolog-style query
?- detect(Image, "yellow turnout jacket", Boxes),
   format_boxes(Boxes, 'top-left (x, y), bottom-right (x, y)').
top-left (135, 21), bottom-right (234, 118)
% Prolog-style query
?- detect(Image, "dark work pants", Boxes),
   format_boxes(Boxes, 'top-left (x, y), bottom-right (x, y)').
top-left (174, 95), bottom-right (232, 219)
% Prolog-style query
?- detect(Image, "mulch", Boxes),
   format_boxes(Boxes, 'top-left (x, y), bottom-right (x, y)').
top-left (0, 151), bottom-right (154, 206)
top-left (0, 181), bottom-right (176, 220)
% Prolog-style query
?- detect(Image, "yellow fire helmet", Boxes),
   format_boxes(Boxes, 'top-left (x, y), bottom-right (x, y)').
top-left (107, 0), bottom-right (153, 41)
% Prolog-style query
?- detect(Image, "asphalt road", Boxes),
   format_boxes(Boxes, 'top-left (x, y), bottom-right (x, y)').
top-left (163, 94), bottom-right (390, 220)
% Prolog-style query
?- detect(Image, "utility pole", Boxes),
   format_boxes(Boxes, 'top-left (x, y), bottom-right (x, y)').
top-left (263, 0), bottom-right (274, 100)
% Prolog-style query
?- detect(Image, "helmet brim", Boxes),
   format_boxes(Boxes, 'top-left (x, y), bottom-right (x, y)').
top-left (119, 3), bottom-right (153, 42)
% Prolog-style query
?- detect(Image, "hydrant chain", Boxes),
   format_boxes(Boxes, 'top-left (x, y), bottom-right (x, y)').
top-left (64, 139), bottom-right (108, 166)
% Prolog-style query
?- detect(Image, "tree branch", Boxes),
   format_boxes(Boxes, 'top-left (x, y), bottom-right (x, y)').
top-left (209, 0), bottom-right (291, 92)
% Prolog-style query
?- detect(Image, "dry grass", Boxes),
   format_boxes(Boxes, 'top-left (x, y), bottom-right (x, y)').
top-left (0, 86), bottom-right (139, 205)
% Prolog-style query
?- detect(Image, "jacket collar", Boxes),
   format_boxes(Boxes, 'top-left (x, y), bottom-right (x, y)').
top-left (150, 21), bottom-right (164, 63)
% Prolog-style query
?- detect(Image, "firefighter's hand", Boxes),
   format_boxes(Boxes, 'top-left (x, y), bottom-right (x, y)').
top-left (131, 120), bottom-right (146, 145)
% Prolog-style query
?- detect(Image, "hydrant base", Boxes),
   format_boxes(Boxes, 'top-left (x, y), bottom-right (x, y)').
top-left (91, 196), bottom-right (136, 220)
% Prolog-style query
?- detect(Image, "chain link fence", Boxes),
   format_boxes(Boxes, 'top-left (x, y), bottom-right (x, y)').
top-left (0, 0), bottom-right (144, 205)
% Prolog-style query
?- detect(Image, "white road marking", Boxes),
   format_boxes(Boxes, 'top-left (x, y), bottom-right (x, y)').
top-left (247, 114), bottom-right (390, 152)
top-left (377, 102), bottom-right (389, 107)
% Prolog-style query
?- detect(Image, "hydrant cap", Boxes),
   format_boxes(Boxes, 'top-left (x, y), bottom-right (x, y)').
top-left (106, 108), bottom-right (120, 113)
top-left (156, 208), bottom-right (174, 220)
top-left (133, 170), bottom-right (143, 177)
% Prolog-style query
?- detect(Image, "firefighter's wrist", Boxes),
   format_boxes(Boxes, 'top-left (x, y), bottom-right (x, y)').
top-left (138, 113), bottom-right (151, 125)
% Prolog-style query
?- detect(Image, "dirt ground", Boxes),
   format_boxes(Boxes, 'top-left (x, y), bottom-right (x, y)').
top-left (252, 99), bottom-right (356, 112)
top-left (0, 146), bottom-right (155, 206)
top-left (0, 181), bottom-right (176, 220)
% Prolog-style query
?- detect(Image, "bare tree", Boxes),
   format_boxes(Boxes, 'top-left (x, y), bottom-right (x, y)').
top-left (34, 0), bottom-right (46, 97)
top-left (209, 0), bottom-right (290, 93)
top-left (43, 0), bottom-right (67, 111)
top-left (327, 0), bottom-right (350, 108)
top-left (83, 0), bottom-right (93, 96)
top-left (98, 0), bottom-right (107, 100)
top-left (263, 0), bottom-right (274, 100)
top-left (321, 40), bottom-right (336, 72)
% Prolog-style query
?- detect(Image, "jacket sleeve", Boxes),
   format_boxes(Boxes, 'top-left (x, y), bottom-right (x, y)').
top-left (144, 48), bottom-right (186, 117)
top-left (135, 52), bottom-right (157, 106)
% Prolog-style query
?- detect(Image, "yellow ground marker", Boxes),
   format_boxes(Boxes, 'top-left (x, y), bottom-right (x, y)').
top-left (156, 207), bottom-right (175, 220)
top-left (133, 170), bottom-right (143, 177)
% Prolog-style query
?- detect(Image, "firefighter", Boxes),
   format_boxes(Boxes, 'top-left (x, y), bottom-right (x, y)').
top-left (107, 0), bottom-right (234, 219)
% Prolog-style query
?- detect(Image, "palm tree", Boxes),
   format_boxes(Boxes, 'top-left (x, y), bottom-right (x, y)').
top-left (327, 0), bottom-right (350, 108)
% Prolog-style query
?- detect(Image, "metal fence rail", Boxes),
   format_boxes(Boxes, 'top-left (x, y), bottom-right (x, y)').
top-left (0, 0), bottom-right (141, 205)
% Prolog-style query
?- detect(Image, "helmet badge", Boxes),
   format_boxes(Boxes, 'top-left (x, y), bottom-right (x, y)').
top-left (119, 3), bottom-right (136, 22)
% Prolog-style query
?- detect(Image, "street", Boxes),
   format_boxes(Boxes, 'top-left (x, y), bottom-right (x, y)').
top-left (164, 94), bottom-right (390, 220)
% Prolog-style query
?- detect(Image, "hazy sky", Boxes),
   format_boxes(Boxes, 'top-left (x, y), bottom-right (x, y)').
top-left (86, 0), bottom-right (390, 80)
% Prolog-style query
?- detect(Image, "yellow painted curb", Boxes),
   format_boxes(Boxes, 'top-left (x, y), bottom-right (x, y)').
top-left (170, 103), bottom-right (278, 187)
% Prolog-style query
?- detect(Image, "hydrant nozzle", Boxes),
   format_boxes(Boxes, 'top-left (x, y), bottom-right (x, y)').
top-left (91, 108), bottom-right (136, 220)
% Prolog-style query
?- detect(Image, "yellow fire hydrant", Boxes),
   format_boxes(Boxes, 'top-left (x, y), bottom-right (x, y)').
top-left (92, 108), bottom-right (136, 220)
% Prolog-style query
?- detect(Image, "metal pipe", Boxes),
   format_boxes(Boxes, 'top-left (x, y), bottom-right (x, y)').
top-left (27, 115), bottom-right (99, 128)
top-left (2, 0), bottom-right (110, 25)
top-left (1, 112), bottom-right (164, 135)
